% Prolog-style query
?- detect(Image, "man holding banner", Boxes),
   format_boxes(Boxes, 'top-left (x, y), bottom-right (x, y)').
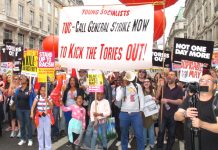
top-left (156, 71), bottom-right (183, 150)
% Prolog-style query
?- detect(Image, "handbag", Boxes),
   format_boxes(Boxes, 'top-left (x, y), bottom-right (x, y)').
top-left (106, 117), bottom-right (117, 140)
top-left (97, 117), bottom-right (117, 142)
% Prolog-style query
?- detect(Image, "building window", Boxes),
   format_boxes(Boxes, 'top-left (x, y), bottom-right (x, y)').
top-left (55, 23), bottom-right (58, 34)
top-left (18, 33), bottom-right (24, 46)
top-left (184, 33), bottom-right (187, 38)
top-left (48, 1), bottom-right (51, 14)
top-left (39, 0), bottom-right (44, 9)
top-left (5, 0), bottom-right (12, 16)
top-left (39, 39), bottom-right (43, 50)
top-left (48, 19), bottom-right (51, 33)
top-left (18, 5), bottom-right (24, 22)
top-left (29, 37), bottom-right (35, 49)
top-left (55, 7), bottom-right (58, 18)
top-left (40, 15), bottom-right (43, 29)
top-left (204, 5), bottom-right (208, 22)
top-left (30, 11), bottom-right (34, 26)
top-left (4, 29), bottom-right (12, 40)
top-left (30, 0), bottom-right (35, 5)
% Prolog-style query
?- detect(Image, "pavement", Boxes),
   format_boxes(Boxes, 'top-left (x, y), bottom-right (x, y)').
top-left (0, 123), bottom-right (181, 150)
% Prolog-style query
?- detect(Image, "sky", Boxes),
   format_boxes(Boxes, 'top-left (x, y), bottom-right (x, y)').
top-left (83, 0), bottom-right (186, 44)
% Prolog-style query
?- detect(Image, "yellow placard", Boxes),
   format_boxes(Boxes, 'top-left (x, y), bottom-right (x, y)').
top-left (38, 68), bottom-right (55, 83)
top-left (21, 50), bottom-right (38, 77)
top-left (88, 70), bottom-right (104, 92)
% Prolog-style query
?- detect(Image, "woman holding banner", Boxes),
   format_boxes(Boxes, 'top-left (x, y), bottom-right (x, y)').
top-left (142, 78), bottom-right (157, 150)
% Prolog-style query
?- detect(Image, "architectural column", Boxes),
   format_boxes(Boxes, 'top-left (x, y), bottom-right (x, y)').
top-left (25, 31), bottom-right (31, 49)
top-left (0, 24), bottom-right (4, 46)
top-left (14, 28), bottom-right (19, 44)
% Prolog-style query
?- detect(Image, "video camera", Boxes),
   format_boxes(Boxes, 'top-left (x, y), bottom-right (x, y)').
top-left (186, 82), bottom-right (200, 94)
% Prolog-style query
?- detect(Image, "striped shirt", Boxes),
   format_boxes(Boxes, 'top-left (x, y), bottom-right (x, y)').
top-left (36, 95), bottom-right (52, 112)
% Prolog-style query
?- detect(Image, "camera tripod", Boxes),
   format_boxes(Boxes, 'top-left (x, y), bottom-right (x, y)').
top-left (189, 93), bottom-right (201, 150)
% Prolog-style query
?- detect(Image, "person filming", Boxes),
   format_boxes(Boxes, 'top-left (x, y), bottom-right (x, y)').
top-left (174, 74), bottom-right (218, 150)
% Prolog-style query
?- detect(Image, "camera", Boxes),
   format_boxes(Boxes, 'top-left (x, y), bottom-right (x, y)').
top-left (186, 82), bottom-right (199, 94)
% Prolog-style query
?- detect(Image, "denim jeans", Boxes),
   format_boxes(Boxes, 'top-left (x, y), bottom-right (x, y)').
top-left (119, 112), bottom-right (144, 150)
top-left (64, 111), bottom-right (72, 131)
top-left (83, 120), bottom-right (94, 148)
top-left (91, 122), bottom-right (107, 150)
top-left (157, 115), bottom-right (175, 150)
top-left (51, 106), bottom-right (60, 137)
top-left (143, 123), bottom-right (155, 146)
top-left (16, 109), bottom-right (33, 140)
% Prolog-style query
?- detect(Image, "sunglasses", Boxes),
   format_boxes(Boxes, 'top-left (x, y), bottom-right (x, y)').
top-left (139, 71), bottom-right (146, 73)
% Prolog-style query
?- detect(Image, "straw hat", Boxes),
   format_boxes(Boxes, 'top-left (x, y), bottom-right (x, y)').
top-left (123, 71), bottom-right (136, 82)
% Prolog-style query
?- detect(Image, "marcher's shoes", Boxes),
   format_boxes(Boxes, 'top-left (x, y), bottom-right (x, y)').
top-left (66, 141), bottom-right (71, 147)
top-left (128, 142), bottom-right (131, 148)
top-left (28, 140), bottom-right (33, 146)
top-left (60, 130), bottom-right (66, 137)
top-left (10, 131), bottom-right (16, 138)
top-left (17, 130), bottom-right (21, 138)
top-left (72, 144), bottom-right (80, 150)
top-left (52, 136), bottom-right (59, 143)
top-left (150, 145), bottom-right (155, 150)
top-left (115, 141), bottom-right (121, 146)
top-left (18, 140), bottom-right (26, 146)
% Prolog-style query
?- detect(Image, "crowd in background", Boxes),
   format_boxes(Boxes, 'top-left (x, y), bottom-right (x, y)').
top-left (0, 68), bottom-right (217, 150)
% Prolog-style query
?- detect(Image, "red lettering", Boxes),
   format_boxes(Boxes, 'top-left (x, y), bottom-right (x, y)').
top-left (126, 43), bottom-right (146, 61)
top-left (99, 44), bottom-right (123, 60)
top-left (62, 22), bottom-right (72, 34)
top-left (68, 44), bottom-right (74, 58)
top-left (60, 46), bottom-right (67, 58)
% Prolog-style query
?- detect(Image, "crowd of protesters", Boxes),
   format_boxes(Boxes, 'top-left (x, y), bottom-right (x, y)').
top-left (0, 68), bottom-right (217, 150)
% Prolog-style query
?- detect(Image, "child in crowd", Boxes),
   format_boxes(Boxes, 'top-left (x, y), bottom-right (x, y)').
top-left (31, 84), bottom-right (54, 150)
top-left (90, 92), bottom-right (111, 150)
top-left (60, 95), bottom-right (86, 150)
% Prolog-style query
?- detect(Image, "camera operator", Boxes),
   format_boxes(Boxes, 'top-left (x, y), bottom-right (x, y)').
top-left (174, 74), bottom-right (218, 150)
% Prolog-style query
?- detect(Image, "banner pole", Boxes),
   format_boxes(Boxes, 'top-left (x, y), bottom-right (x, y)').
top-left (45, 74), bottom-right (48, 114)
top-left (160, 0), bottom-right (166, 127)
top-left (29, 76), bottom-right (32, 91)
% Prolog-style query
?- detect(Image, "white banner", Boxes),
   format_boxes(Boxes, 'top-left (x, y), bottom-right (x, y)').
top-left (59, 5), bottom-right (154, 71)
top-left (179, 60), bottom-right (203, 83)
top-left (143, 95), bottom-right (159, 117)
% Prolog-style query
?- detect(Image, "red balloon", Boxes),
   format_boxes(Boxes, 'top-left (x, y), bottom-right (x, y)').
top-left (154, 10), bottom-right (166, 41)
top-left (119, 0), bottom-right (177, 10)
top-left (42, 35), bottom-right (59, 58)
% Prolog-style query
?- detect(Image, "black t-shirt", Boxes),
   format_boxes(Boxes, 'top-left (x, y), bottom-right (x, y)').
top-left (180, 95), bottom-right (218, 150)
top-left (163, 85), bottom-right (184, 117)
top-left (16, 87), bottom-right (30, 110)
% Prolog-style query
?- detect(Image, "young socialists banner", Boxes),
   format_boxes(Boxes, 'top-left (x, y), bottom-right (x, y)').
top-left (173, 38), bottom-right (214, 69)
top-left (59, 5), bottom-right (154, 71)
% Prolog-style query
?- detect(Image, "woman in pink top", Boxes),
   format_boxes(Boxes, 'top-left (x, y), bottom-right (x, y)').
top-left (60, 95), bottom-right (86, 150)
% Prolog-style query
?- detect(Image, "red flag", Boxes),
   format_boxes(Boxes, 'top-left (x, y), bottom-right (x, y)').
top-left (50, 77), bottom-right (63, 106)
top-left (71, 68), bottom-right (77, 78)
